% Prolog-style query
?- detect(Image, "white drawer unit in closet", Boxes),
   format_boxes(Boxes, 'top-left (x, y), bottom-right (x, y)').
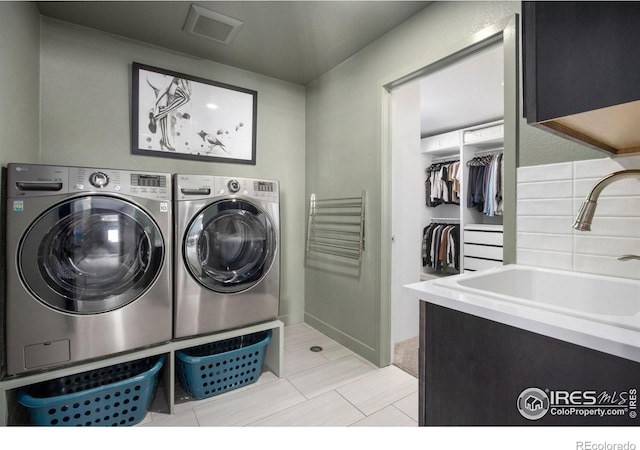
top-left (463, 224), bottom-right (503, 272)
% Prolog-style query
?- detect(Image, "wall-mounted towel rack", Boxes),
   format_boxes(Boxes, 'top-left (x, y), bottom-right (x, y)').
top-left (306, 191), bottom-right (366, 261)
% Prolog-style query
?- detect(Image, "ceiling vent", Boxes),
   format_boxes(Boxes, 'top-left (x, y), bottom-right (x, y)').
top-left (183, 4), bottom-right (243, 45)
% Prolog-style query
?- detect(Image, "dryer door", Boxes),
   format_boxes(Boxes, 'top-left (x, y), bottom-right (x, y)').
top-left (19, 196), bottom-right (165, 314)
top-left (184, 199), bottom-right (277, 293)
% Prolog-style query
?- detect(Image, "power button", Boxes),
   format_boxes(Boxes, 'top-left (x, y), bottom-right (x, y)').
top-left (89, 172), bottom-right (109, 188)
top-left (227, 179), bottom-right (241, 193)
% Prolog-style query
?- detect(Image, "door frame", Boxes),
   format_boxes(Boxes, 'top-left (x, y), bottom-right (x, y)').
top-left (377, 15), bottom-right (520, 366)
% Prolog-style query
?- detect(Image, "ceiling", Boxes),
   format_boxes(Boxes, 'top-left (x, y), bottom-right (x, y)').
top-left (420, 43), bottom-right (504, 137)
top-left (36, 1), bottom-right (432, 86)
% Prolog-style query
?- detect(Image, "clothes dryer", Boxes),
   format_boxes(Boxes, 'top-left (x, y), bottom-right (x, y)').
top-left (4, 163), bottom-right (172, 376)
top-left (174, 175), bottom-right (279, 339)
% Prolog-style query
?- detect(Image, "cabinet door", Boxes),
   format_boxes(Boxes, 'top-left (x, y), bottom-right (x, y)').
top-left (524, 1), bottom-right (640, 122)
top-left (523, 1), bottom-right (640, 154)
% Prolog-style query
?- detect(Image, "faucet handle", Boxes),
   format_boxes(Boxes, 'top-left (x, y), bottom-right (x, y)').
top-left (618, 254), bottom-right (640, 261)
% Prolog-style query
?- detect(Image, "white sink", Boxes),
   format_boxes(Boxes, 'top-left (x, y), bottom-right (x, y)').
top-left (432, 264), bottom-right (640, 329)
top-left (403, 264), bottom-right (640, 362)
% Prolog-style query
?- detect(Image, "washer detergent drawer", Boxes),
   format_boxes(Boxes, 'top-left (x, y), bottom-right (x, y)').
top-left (24, 340), bottom-right (70, 369)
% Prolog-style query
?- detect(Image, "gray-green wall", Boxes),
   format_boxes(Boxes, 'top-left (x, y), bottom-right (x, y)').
top-left (28, 16), bottom-right (306, 327)
top-left (304, 1), bottom-right (603, 365)
top-left (0, 2), bottom-right (608, 370)
top-left (0, 3), bottom-right (40, 169)
top-left (0, 2), bottom-right (40, 377)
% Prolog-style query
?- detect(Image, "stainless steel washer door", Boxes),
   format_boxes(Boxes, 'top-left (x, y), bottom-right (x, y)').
top-left (19, 195), bottom-right (165, 314)
top-left (184, 199), bottom-right (277, 294)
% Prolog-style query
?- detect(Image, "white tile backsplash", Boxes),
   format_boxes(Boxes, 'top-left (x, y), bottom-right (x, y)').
top-left (517, 161), bottom-right (573, 182)
top-left (574, 235), bottom-right (640, 256)
top-left (517, 180), bottom-right (573, 199)
top-left (516, 248), bottom-right (574, 271)
top-left (574, 177), bottom-right (640, 198)
top-left (517, 198), bottom-right (573, 216)
top-left (573, 155), bottom-right (640, 178)
top-left (517, 216), bottom-right (575, 234)
top-left (517, 232), bottom-right (573, 253)
top-left (574, 197), bottom-right (640, 217)
top-left (517, 154), bottom-right (640, 280)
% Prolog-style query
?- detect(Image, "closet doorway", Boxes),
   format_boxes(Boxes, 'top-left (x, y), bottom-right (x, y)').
top-left (382, 16), bottom-right (519, 369)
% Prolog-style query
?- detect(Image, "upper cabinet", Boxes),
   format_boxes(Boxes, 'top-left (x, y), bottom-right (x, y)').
top-left (523, 1), bottom-right (640, 155)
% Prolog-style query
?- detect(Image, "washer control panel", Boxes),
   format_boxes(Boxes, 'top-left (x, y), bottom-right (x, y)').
top-left (7, 164), bottom-right (172, 201)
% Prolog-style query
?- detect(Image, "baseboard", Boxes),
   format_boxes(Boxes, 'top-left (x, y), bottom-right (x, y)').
top-left (277, 311), bottom-right (305, 327)
top-left (304, 313), bottom-right (380, 367)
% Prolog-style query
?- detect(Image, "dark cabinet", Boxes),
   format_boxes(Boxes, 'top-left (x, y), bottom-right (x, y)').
top-left (419, 302), bottom-right (640, 426)
top-left (523, 1), bottom-right (640, 155)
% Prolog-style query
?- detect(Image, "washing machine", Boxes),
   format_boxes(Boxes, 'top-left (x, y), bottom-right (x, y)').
top-left (173, 174), bottom-right (279, 339)
top-left (4, 163), bottom-right (172, 376)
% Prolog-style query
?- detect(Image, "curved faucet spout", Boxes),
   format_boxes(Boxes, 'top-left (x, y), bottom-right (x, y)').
top-left (573, 169), bottom-right (640, 231)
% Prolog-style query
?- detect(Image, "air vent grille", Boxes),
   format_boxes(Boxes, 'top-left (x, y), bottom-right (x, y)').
top-left (183, 4), bottom-right (243, 45)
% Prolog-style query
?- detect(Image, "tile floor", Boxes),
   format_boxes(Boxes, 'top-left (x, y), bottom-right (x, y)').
top-left (140, 323), bottom-right (418, 427)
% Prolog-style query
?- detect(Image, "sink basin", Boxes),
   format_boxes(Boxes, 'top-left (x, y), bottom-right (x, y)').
top-left (403, 264), bottom-right (640, 362)
top-left (431, 264), bottom-right (640, 328)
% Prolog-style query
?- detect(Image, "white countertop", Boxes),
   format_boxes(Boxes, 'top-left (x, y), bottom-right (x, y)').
top-left (403, 267), bottom-right (640, 364)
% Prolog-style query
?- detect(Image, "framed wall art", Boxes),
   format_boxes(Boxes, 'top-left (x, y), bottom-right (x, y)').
top-left (132, 62), bottom-right (257, 164)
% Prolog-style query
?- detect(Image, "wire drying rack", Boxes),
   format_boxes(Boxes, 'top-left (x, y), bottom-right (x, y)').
top-left (306, 191), bottom-right (366, 261)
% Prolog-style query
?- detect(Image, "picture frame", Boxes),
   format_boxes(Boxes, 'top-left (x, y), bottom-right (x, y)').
top-left (131, 62), bottom-right (257, 164)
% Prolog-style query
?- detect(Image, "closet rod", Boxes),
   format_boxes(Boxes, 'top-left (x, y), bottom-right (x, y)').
top-left (473, 147), bottom-right (504, 157)
top-left (431, 217), bottom-right (460, 224)
top-left (430, 156), bottom-right (460, 164)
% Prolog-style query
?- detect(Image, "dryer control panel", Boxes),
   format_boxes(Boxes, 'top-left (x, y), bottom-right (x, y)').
top-left (174, 174), bottom-right (279, 203)
top-left (215, 177), bottom-right (279, 203)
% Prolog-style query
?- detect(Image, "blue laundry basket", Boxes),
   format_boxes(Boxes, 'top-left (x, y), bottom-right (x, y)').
top-left (176, 330), bottom-right (271, 400)
top-left (17, 355), bottom-right (165, 426)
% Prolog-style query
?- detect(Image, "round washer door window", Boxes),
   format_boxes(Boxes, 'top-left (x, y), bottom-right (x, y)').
top-left (19, 196), bottom-right (165, 314)
top-left (184, 199), bottom-right (277, 294)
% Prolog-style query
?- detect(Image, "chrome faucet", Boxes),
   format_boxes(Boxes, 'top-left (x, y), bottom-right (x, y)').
top-left (573, 169), bottom-right (640, 261)
top-left (573, 169), bottom-right (640, 231)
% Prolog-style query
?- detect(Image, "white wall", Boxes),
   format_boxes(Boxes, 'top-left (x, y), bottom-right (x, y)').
top-left (518, 154), bottom-right (640, 280)
top-left (38, 17), bottom-right (307, 325)
top-left (391, 80), bottom-right (422, 345)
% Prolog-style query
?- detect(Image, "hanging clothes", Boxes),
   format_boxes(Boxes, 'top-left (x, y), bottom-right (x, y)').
top-left (425, 160), bottom-right (461, 207)
top-left (422, 222), bottom-right (460, 272)
top-left (466, 152), bottom-right (503, 216)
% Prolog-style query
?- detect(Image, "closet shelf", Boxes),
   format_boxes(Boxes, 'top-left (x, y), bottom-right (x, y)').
top-left (420, 118), bottom-right (506, 277)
